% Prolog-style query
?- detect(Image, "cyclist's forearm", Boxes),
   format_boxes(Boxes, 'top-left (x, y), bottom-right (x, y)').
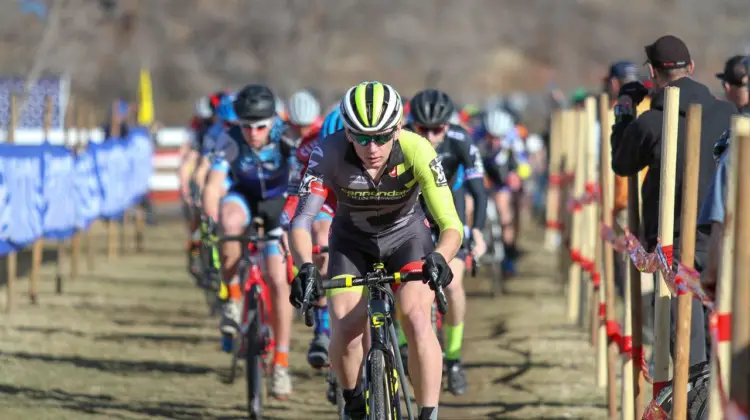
top-left (435, 228), bottom-right (462, 262)
top-left (464, 178), bottom-right (487, 230)
top-left (290, 228), bottom-right (314, 266)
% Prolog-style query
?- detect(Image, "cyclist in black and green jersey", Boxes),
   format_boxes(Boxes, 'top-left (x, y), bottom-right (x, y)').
top-left (405, 88), bottom-right (488, 396)
top-left (288, 81), bottom-right (463, 420)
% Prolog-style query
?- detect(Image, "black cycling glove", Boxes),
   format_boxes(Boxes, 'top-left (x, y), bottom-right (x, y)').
top-left (423, 252), bottom-right (453, 290)
top-left (289, 262), bottom-right (320, 308)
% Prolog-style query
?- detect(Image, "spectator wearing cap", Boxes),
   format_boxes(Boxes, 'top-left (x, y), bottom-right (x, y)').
top-left (610, 35), bottom-right (737, 369)
top-left (604, 60), bottom-right (652, 298)
top-left (717, 55), bottom-right (750, 110)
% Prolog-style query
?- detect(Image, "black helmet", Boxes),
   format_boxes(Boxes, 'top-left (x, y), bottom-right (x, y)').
top-left (410, 89), bottom-right (455, 127)
top-left (233, 84), bottom-right (276, 121)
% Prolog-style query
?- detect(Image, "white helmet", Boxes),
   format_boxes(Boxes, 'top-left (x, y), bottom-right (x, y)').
top-left (340, 81), bottom-right (402, 133)
top-left (448, 111), bottom-right (461, 125)
top-left (506, 92), bottom-right (529, 115)
top-left (194, 96), bottom-right (213, 119)
top-left (526, 133), bottom-right (544, 154)
top-left (275, 96), bottom-right (286, 117)
top-left (483, 109), bottom-right (514, 137)
top-left (287, 90), bottom-right (321, 126)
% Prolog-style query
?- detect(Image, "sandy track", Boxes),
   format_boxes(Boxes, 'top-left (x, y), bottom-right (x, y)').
top-left (0, 220), bottom-right (607, 419)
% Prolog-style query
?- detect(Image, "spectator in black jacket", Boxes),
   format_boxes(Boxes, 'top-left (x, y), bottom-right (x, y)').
top-left (717, 55), bottom-right (750, 110)
top-left (610, 35), bottom-right (737, 368)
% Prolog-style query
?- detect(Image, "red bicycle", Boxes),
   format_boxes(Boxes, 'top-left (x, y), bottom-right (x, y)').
top-left (219, 220), bottom-right (284, 420)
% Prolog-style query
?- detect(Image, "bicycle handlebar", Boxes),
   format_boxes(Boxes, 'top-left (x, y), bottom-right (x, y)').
top-left (300, 267), bottom-right (449, 328)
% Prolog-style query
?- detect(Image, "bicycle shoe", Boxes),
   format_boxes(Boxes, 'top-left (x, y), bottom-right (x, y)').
top-left (445, 359), bottom-right (468, 396)
top-left (219, 299), bottom-right (241, 335)
top-left (343, 394), bottom-right (366, 420)
top-left (307, 333), bottom-right (330, 369)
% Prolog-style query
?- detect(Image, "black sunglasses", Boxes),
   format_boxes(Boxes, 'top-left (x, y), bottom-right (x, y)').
top-left (414, 125), bottom-right (446, 135)
top-left (347, 128), bottom-right (396, 146)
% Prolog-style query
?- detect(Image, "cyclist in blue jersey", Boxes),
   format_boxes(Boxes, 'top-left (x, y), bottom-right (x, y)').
top-left (203, 84), bottom-right (296, 399)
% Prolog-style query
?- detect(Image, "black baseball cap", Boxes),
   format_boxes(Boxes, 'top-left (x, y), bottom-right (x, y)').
top-left (716, 55), bottom-right (750, 86)
top-left (644, 35), bottom-right (691, 69)
top-left (607, 61), bottom-right (639, 82)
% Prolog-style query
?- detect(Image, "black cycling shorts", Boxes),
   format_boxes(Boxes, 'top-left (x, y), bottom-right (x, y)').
top-left (326, 220), bottom-right (434, 296)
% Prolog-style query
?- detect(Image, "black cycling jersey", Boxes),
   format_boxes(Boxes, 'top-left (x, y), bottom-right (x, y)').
top-left (406, 123), bottom-right (487, 230)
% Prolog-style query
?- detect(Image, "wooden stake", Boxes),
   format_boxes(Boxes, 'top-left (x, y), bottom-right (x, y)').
top-left (5, 94), bottom-right (17, 313)
top-left (558, 110), bottom-right (576, 283)
top-left (708, 116), bottom-right (748, 419)
top-left (597, 94), bottom-right (618, 418)
top-left (108, 101), bottom-right (121, 260)
top-left (652, 86), bottom-right (680, 397)
top-left (85, 107), bottom-right (96, 271)
top-left (672, 103), bottom-right (702, 419)
top-left (545, 110), bottom-right (563, 251)
top-left (70, 105), bottom-right (84, 280)
top-left (730, 116), bottom-right (750, 412)
top-left (628, 174), bottom-right (645, 418)
top-left (567, 109), bottom-right (587, 324)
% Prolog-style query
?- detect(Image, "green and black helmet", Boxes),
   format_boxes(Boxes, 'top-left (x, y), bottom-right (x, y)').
top-left (340, 81), bottom-right (403, 133)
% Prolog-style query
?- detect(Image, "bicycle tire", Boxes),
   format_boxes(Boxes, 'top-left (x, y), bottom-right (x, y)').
top-left (367, 349), bottom-right (389, 420)
top-left (226, 331), bottom-right (243, 384)
top-left (245, 301), bottom-right (264, 419)
top-left (487, 221), bottom-right (505, 298)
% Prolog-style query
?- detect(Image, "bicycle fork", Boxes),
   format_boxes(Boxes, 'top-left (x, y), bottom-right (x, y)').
top-left (365, 297), bottom-right (415, 420)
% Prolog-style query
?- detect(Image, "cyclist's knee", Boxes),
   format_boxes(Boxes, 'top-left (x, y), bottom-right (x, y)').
top-left (329, 291), bottom-right (366, 342)
top-left (220, 201), bottom-right (247, 234)
top-left (396, 284), bottom-right (434, 338)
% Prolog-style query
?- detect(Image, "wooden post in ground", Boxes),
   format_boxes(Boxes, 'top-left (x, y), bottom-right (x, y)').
top-left (597, 94), bottom-right (618, 418)
top-left (708, 116), bottom-right (747, 420)
top-left (108, 101), bottom-right (120, 260)
top-left (567, 109), bottom-right (586, 324)
top-left (652, 86), bottom-right (680, 398)
top-left (580, 98), bottom-right (597, 342)
top-left (672, 103), bottom-right (702, 419)
top-left (84, 107), bottom-right (96, 271)
top-left (558, 110), bottom-right (576, 283)
top-left (5, 94), bottom-right (18, 313)
top-left (28, 96), bottom-right (54, 305)
top-left (628, 174), bottom-right (645, 418)
top-left (56, 97), bottom-right (75, 294)
top-left (730, 116), bottom-right (750, 415)
top-left (70, 106), bottom-right (84, 280)
top-left (545, 110), bottom-right (563, 251)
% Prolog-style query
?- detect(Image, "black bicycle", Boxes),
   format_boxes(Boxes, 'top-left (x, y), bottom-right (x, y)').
top-left (301, 262), bottom-right (448, 420)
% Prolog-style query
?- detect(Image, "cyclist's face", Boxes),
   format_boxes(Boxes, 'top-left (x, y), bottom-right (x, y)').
top-left (347, 126), bottom-right (400, 169)
top-left (486, 134), bottom-right (503, 150)
top-left (413, 124), bottom-right (448, 146)
top-left (239, 118), bottom-right (272, 148)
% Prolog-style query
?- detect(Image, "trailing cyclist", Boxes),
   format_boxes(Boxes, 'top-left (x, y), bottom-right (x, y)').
top-left (181, 91), bottom-right (230, 267)
top-left (280, 101), bottom-right (341, 370)
top-left (404, 88), bottom-right (488, 396)
top-left (288, 81), bottom-right (464, 420)
top-left (202, 84), bottom-right (296, 399)
top-left (476, 108), bottom-right (532, 276)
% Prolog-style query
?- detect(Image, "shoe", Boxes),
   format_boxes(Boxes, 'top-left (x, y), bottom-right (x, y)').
top-left (219, 299), bottom-right (241, 335)
top-left (270, 364), bottom-right (292, 399)
top-left (326, 371), bottom-right (339, 405)
top-left (307, 333), bottom-right (330, 369)
top-left (445, 359), bottom-right (468, 396)
top-left (343, 392), bottom-right (366, 420)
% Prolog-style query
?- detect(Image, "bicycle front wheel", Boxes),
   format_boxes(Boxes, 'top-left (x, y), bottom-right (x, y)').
top-left (367, 349), bottom-right (390, 420)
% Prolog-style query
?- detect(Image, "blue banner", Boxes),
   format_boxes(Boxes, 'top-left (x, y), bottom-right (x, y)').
top-left (0, 129), bottom-right (153, 256)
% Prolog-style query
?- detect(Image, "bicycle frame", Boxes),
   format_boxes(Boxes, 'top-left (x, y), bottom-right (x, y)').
top-left (365, 265), bottom-right (414, 420)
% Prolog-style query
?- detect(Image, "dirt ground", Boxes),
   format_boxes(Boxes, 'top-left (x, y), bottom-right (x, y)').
top-left (0, 218), bottom-right (609, 419)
